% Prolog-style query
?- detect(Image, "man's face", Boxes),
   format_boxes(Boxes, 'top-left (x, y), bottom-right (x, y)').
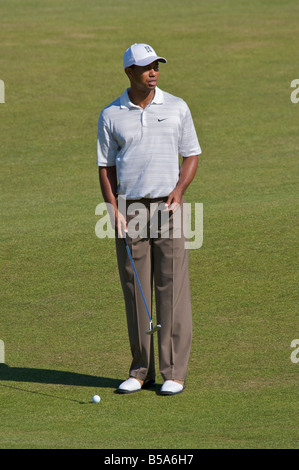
top-left (126, 61), bottom-right (160, 92)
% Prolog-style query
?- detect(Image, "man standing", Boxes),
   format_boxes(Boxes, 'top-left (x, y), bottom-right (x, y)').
top-left (97, 43), bottom-right (201, 395)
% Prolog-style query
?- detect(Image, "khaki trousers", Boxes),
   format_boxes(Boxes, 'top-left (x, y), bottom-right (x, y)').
top-left (115, 197), bottom-right (192, 382)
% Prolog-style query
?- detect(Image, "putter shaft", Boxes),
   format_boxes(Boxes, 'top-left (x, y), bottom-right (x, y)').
top-left (123, 232), bottom-right (161, 334)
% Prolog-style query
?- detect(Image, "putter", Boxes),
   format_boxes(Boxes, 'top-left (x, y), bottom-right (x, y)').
top-left (122, 230), bottom-right (161, 335)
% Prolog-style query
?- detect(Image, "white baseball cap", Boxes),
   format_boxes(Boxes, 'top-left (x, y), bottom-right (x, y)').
top-left (123, 43), bottom-right (167, 69)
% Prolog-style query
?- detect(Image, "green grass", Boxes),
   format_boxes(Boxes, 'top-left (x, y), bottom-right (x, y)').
top-left (1, 0), bottom-right (298, 449)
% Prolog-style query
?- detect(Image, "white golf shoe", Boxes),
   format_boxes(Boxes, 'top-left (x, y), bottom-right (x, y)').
top-left (118, 378), bottom-right (142, 394)
top-left (160, 380), bottom-right (185, 395)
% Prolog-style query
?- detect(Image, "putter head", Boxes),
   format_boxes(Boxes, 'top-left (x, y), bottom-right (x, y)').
top-left (146, 324), bottom-right (162, 335)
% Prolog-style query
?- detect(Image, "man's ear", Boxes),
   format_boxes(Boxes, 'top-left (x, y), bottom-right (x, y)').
top-left (124, 67), bottom-right (132, 80)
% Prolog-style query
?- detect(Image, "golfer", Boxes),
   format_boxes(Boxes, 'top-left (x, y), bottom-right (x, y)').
top-left (97, 43), bottom-right (201, 395)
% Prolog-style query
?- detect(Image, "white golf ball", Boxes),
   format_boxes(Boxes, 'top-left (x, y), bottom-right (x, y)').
top-left (92, 394), bottom-right (101, 403)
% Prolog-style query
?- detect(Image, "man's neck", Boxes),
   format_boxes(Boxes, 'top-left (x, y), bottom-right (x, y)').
top-left (127, 87), bottom-right (155, 109)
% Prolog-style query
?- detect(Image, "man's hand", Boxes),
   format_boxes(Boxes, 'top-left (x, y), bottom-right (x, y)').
top-left (115, 210), bottom-right (127, 238)
top-left (164, 187), bottom-right (183, 213)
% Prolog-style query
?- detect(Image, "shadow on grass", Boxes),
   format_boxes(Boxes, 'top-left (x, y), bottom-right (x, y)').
top-left (0, 364), bottom-right (121, 389)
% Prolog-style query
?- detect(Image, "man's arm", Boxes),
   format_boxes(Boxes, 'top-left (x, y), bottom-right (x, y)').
top-left (165, 155), bottom-right (198, 211)
top-left (98, 166), bottom-right (127, 235)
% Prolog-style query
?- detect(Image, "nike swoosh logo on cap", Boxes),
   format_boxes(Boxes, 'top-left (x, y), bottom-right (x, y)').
top-left (158, 118), bottom-right (168, 122)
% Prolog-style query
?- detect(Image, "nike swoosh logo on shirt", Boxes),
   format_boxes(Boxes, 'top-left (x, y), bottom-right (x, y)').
top-left (158, 118), bottom-right (168, 122)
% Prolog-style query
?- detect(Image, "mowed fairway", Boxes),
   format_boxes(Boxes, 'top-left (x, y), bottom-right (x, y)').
top-left (1, 0), bottom-right (298, 449)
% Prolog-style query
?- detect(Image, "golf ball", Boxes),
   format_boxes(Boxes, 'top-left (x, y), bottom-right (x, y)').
top-left (92, 394), bottom-right (101, 403)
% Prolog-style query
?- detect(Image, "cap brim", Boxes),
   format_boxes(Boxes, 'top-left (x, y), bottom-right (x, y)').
top-left (134, 56), bottom-right (167, 67)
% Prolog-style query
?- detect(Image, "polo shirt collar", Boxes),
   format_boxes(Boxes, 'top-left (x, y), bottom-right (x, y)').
top-left (152, 86), bottom-right (164, 104)
top-left (120, 87), bottom-right (164, 109)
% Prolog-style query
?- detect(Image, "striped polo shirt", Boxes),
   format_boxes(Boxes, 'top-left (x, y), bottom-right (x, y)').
top-left (97, 87), bottom-right (201, 199)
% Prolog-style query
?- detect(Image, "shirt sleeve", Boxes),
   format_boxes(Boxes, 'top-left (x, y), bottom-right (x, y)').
top-left (178, 104), bottom-right (202, 158)
top-left (97, 112), bottom-right (119, 166)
